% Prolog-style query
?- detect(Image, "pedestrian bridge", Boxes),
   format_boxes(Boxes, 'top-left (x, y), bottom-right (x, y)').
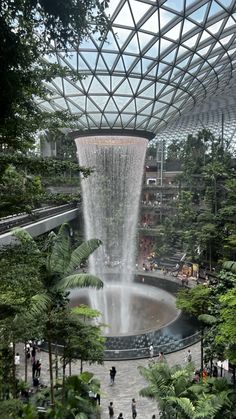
top-left (0, 203), bottom-right (80, 246)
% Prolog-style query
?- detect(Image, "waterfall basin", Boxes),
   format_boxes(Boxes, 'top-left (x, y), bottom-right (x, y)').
top-left (69, 281), bottom-right (180, 336)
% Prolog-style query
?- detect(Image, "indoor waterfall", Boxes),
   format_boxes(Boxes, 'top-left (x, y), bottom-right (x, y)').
top-left (75, 135), bottom-right (148, 334)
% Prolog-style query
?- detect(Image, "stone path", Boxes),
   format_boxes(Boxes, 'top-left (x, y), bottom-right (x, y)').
top-left (17, 341), bottom-right (201, 419)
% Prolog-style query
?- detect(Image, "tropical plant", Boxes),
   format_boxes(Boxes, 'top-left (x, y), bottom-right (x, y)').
top-left (13, 223), bottom-right (103, 405)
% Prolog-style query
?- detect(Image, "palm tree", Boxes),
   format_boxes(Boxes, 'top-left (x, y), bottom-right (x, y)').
top-left (139, 362), bottom-right (235, 418)
top-left (13, 223), bottom-right (103, 405)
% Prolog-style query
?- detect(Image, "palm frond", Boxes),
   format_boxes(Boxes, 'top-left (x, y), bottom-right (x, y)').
top-left (56, 274), bottom-right (103, 291)
top-left (12, 228), bottom-right (39, 254)
top-left (222, 261), bottom-right (236, 274)
top-left (165, 396), bottom-right (195, 418)
top-left (29, 294), bottom-right (51, 316)
top-left (66, 239), bottom-right (102, 274)
top-left (49, 223), bottom-right (71, 274)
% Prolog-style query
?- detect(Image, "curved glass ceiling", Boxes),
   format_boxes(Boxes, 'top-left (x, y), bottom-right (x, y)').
top-left (38, 0), bottom-right (236, 142)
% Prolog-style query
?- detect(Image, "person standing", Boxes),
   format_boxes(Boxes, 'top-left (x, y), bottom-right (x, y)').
top-left (108, 401), bottom-right (114, 418)
top-left (117, 414), bottom-right (124, 419)
top-left (131, 398), bottom-right (137, 418)
top-left (110, 366), bottom-right (117, 385)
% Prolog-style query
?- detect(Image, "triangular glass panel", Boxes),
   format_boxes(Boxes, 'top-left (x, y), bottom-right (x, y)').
top-left (53, 98), bottom-right (67, 109)
top-left (80, 52), bottom-right (98, 69)
top-left (177, 56), bottom-right (191, 69)
top-left (101, 115), bottom-right (109, 127)
top-left (115, 27), bottom-right (132, 49)
top-left (97, 76), bottom-right (110, 92)
top-left (89, 113), bottom-right (101, 125)
top-left (182, 18), bottom-right (195, 36)
top-left (159, 8), bottom-right (176, 30)
top-left (104, 98), bottom-right (118, 113)
top-left (164, 22), bottom-right (182, 41)
top-left (129, 77), bottom-right (140, 94)
top-left (208, 1), bottom-right (224, 19)
top-left (145, 41), bottom-right (159, 58)
top-left (72, 96), bottom-right (86, 110)
top-left (81, 75), bottom-right (92, 91)
top-left (163, 48), bottom-right (177, 63)
top-left (123, 54), bottom-right (136, 71)
top-left (106, 114), bottom-right (119, 126)
top-left (161, 69), bottom-right (172, 80)
top-left (200, 30), bottom-right (212, 42)
top-left (136, 97), bottom-right (150, 112)
top-left (141, 58), bottom-right (153, 73)
top-left (130, 0), bottom-right (151, 25)
top-left (220, 34), bottom-right (233, 47)
top-left (182, 33), bottom-right (199, 49)
top-left (155, 82), bottom-right (165, 96)
top-left (140, 84), bottom-right (155, 99)
top-left (217, 0), bottom-right (233, 7)
top-left (114, 56), bottom-right (125, 72)
top-left (155, 108), bottom-right (167, 118)
top-left (137, 79), bottom-right (152, 94)
top-left (135, 114), bottom-right (147, 125)
top-left (126, 34), bottom-right (139, 54)
top-left (207, 19), bottom-right (224, 35)
top-left (113, 95), bottom-right (130, 111)
top-left (146, 65), bottom-right (157, 77)
top-left (121, 113), bottom-right (133, 125)
top-left (138, 32), bottom-right (155, 52)
top-left (90, 95), bottom-right (108, 109)
top-left (164, 0), bottom-right (184, 12)
top-left (96, 55), bottom-right (107, 70)
top-left (86, 98), bottom-right (101, 112)
top-left (88, 77), bottom-right (107, 94)
top-left (158, 62), bottom-right (169, 74)
top-left (223, 16), bottom-right (235, 31)
top-left (52, 77), bottom-right (63, 93)
top-left (63, 80), bottom-right (79, 95)
top-left (104, 31), bottom-right (119, 51)
top-left (112, 76), bottom-right (125, 91)
top-left (78, 54), bottom-right (90, 71)
top-left (198, 44), bottom-right (212, 57)
top-left (141, 11), bottom-right (159, 33)
top-left (152, 101), bottom-right (166, 114)
top-left (142, 102), bottom-right (154, 115)
top-left (113, 115), bottom-right (122, 128)
top-left (132, 60), bottom-right (142, 74)
top-left (160, 38), bottom-right (172, 56)
top-left (188, 4), bottom-right (208, 24)
top-left (113, 1), bottom-right (134, 27)
top-left (115, 79), bottom-right (132, 95)
top-left (123, 100), bottom-right (136, 113)
top-left (102, 53), bottom-right (118, 69)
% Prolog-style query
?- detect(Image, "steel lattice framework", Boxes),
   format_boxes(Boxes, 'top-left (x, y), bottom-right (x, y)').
top-left (38, 0), bottom-right (236, 143)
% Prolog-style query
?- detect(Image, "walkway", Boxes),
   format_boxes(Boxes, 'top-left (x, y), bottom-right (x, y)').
top-left (16, 271), bottom-right (201, 417)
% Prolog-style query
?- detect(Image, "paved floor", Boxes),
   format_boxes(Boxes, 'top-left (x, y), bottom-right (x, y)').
top-left (17, 341), bottom-right (201, 418)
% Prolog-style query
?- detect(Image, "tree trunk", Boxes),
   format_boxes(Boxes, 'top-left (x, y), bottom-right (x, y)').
top-left (24, 342), bottom-right (28, 383)
top-left (12, 342), bottom-right (17, 398)
top-left (55, 342), bottom-right (58, 381)
top-left (200, 329), bottom-right (204, 375)
top-left (48, 336), bottom-right (54, 406)
top-left (69, 360), bottom-right (72, 376)
top-left (80, 359), bottom-right (83, 374)
top-left (62, 346), bottom-right (66, 403)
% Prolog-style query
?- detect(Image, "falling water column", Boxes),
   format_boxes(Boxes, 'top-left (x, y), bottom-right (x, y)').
top-left (75, 135), bottom-right (148, 334)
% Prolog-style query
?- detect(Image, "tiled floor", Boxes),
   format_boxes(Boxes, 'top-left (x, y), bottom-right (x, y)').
top-left (17, 341), bottom-right (201, 418)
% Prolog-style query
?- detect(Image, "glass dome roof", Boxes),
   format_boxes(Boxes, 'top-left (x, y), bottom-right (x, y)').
top-left (38, 0), bottom-right (236, 142)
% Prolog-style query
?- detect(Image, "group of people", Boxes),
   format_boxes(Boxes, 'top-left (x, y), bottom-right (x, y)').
top-left (109, 398), bottom-right (155, 418)
top-left (25, 341), bottom-right (42, 384)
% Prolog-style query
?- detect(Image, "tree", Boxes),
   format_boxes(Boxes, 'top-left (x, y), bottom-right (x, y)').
top-left (13, 223), bottom-right (103, 405)
top-left (0, 0), bottom-right (109, 151)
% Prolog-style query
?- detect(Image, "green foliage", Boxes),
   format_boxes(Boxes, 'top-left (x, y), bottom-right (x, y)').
top-left (176, 285), bottom-right (212, 317)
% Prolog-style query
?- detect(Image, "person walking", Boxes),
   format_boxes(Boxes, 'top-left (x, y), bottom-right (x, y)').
top-left (149, 344), bottom-right (154, 358)
top-left (185, 349), bottom-right (192, 363)
top-left (35, 359), bottom-right (41, 377)
top-left (110, 366), bottom-right (117, 385)
top-left (108, 401), bottom-right (114, 418)
top-left (131, 398), bottom-right (137, 418)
